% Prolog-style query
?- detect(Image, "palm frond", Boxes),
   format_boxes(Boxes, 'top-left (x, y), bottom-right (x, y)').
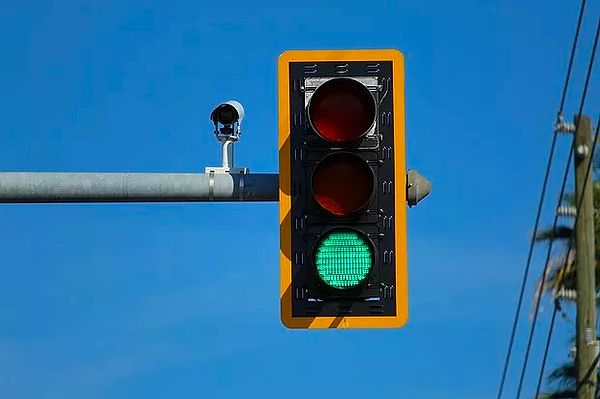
top-left (547, 363), bottom-right (577, 390)
top-left (535, 226), bottom-right (574, 242)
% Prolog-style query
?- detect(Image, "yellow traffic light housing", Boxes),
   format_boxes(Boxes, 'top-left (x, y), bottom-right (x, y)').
top-left (279, 49), bottom-right (408, 329)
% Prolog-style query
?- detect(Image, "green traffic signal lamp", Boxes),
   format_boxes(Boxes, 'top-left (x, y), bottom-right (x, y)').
top-left (314, 229), bottom-right (374, 290)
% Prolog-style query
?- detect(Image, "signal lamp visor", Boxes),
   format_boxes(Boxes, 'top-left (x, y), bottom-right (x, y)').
top-left (312, 152), bottom-right (374, 216)
top-left (308, 78), bottom-right (376, 144)
top-left (314, 229), bottom-right (374, 290)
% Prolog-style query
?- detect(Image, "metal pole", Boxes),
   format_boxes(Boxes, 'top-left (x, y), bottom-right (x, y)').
top-left (222, 141), bottom-right (235, 168)
top-left (574, 115), bottom-right (597, 399)
top-left (0, 172), bottom-right (278, 203)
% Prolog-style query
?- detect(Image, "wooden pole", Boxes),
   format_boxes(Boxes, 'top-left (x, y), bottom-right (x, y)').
top-left (574, 115), bottom-right (597, 399)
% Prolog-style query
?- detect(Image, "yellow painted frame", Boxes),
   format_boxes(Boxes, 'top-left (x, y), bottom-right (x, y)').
top-left (278, 49), bottom-right (407, 329)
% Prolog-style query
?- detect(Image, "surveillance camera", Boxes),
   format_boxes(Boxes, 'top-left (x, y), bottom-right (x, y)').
top-left (210, 100), bottom-right (245, 126)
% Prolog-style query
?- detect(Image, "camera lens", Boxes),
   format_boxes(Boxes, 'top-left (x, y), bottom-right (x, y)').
top-left (216, 105), bottom-right (237, 125)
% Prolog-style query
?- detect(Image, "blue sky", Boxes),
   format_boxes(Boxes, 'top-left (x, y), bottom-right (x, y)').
top-left (0, 1), bottom-right (599, 398)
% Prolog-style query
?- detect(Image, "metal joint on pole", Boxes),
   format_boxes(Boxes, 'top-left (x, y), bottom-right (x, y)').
top-left (555, 113), bottom-right (577, 134)
top-left (557, 205), bottom-right (577, 217)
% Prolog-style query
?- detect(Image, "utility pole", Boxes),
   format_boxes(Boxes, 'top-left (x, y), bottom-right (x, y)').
top-left (574, 114), bottom-right (597, 399)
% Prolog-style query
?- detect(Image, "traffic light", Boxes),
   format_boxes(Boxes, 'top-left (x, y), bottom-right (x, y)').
top-left (279, 49), bottom-right (408, 329)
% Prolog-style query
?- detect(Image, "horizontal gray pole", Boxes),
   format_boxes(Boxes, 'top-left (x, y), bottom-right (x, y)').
top-left (0, 172), bottom-right (278, 203)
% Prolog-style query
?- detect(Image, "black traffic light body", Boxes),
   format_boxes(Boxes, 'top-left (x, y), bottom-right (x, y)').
top-left (279, 50), bottom-right (407, 329)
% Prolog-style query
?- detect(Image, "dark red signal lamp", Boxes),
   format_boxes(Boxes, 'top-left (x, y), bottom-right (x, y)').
top-left (311, 152), bottom-right (375, 217)
top-left (307, 78), bottom-right (376, 144)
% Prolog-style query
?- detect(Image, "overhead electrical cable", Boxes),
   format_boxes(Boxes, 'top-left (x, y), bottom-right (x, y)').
top-left (525, 20), bottom-right (598, 399)
top-left (495, 2), bottom-right (588, 398)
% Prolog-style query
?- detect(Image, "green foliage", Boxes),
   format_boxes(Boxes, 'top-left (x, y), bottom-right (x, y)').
top-left (536, 361), bottom-right (600, 397)
top-left (535, 182), bottom-right (600, 299)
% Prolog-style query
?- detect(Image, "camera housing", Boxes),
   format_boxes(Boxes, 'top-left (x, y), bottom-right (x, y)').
top-left (206, 100), bottom-right (248, 174)
top-left (210, 101), bottom-right (245, 128)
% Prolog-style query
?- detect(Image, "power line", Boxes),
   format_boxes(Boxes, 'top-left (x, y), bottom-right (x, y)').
top-left (528, 19), bottom-right (599, 398)
top-left (577, 350), bottom-right (600, 394)
top-left (576, 18), bottom-right (599, 119)
top-left (558, 0), bottom-right (588, 117)
top-left (515, 126), bottom-right (575, 399)
top-left (495, 2), bottom-right (589, 398)
top-left (534, 302), bottom-right (560, 398)
top-left (496, 113), bottom-right (558, 399)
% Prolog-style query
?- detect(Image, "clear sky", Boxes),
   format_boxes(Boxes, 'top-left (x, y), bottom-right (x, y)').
top-left (0, 1), bottom-right (599, 398)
